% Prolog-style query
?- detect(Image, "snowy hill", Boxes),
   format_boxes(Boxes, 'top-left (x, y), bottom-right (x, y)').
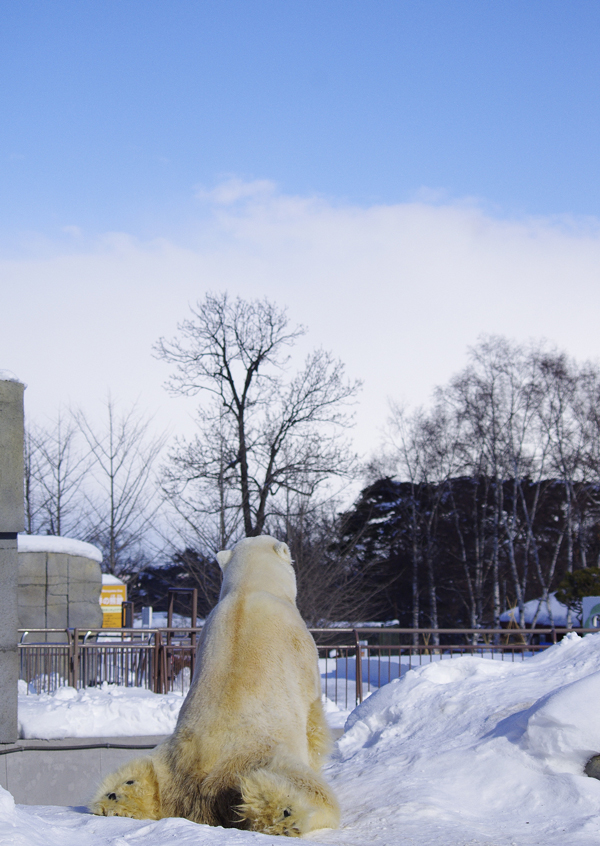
top-left (3, 632), bottom-right (600, 845)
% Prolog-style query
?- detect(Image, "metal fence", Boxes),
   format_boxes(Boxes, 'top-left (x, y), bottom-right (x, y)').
top-left (18, 628), bottom-right (198, 695)
top-left (18, 626), bottom-right (599, 705)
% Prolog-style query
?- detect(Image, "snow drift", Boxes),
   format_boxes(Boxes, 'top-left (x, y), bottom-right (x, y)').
top-left (2, 632), bottom-right (600, 846)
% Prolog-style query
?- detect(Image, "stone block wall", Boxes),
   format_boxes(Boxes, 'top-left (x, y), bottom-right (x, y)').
top-left (0, 376), bottom-right (25, 743)
top-left (17, 539), bottom-right (103, 638)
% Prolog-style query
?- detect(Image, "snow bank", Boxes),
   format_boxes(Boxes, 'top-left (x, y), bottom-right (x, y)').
top-left (522, 672), bottom-right (600, 773)
top-left (5, 633), bottom-right (600, 846)
top-left (18, 534), bottom-right (103, 563)
top-left (17, 680), bottom-right (347, 740)
top-left (17, 681), bottom-right (184, 739)
top-left (326, 631), bottom-right (600, 845)
top-left (0, 785), bottom-right (15, 818)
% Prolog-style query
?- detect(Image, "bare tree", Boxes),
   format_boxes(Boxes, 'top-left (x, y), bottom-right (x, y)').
top-left (160, 406), bottom-right (244, 555)
top-left (437, 337), bottom-right (544, 628)
top-left (533, 351), bottom-right (590, 625)
top-left (25, 413), bottom-right (89, 536)
top-left (24, 426), bottom-right (44, 534)
top-left (358, 336), bottom-right (600, 630)
top-left (74, 398), bottom-right (167, 576)
top-left (155, 293), bottom-right (361, 543)
top-left (246, 474), bottom-right (383, 625)
top-left (384, 403), bottom-right (464, 641)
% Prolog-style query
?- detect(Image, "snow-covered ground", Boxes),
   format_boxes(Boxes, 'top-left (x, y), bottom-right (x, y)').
top-left (17, 680), bottom-right (186, 739)
top-left (17, 664), bottom-right (351, 738)
top-left (16, 679), bottom-right (350, 739)
top-left (3, 633), bottom-right (600, 846)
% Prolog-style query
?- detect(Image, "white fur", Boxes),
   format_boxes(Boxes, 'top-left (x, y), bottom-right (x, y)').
top-left (91, 535), bottom-right (339, 836)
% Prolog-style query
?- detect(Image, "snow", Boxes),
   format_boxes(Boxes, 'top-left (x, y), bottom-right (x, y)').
top-left (17, 680), bottom-right (184, 739)
top-left (18, 534), bottom-right (103, 564)
top-left (500, 591), bottom-right (581, 627)
top-left (4, 633), bottom-right (600, 845)
top-left (0, 369), bottom-right (21, 383)
top-left (101, 573), bottom-right (125, 585)
top-left (134, 611), bottom-right (200, 628)
top-left (17, 678), bottom-right (348, 739)
top-left (329, 632), bottom-right (600, 845)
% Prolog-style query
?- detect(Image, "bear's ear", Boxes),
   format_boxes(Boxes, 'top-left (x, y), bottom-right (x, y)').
top-left (216, 549), bottom-right (233, 571)
top-left (274, 541), bottom-right (292, 563)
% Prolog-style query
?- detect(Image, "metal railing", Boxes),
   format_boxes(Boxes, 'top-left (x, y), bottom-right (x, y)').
top-left (311, 627), bottom-right (584, 706)
top-left (18, 626), bottom-right (599, 704)
top-left (18, 628), bottom-right (194, 695)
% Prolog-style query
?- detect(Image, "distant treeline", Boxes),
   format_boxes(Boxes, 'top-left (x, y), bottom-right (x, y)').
top-left (24, 315), bottom-right (600, 629)
top-left (337, 474), bottom-right (600, 631)
top-left (121, 335), bottom-right (600, 629)
top-left (334, 335), bottom-right (600, 631)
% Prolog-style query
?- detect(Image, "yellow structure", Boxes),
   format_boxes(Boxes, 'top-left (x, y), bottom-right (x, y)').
top-left (100, 575), bottom-right (127, 628)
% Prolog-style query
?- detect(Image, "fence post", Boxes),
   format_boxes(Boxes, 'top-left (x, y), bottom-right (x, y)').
top-left (354, 629), bottom-right (363, 705)
top-left (161, 633), bottom-right (169, 694)
top-left (191, 589), bottom-right (198, 651)
top-left (121, 601), bottom-right (134, 629)
top-left (154, 630), bottom-right (161, 693)
top-left (68, 629), bottom-right (73, 687)
top-left (72, 628), bottom-right (79, 689)
top-left (167, 592), bottom-right (174, 650)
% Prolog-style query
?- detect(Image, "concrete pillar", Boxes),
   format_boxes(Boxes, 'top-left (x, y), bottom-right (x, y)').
top-left (0, 377), bottom-right (24, 743)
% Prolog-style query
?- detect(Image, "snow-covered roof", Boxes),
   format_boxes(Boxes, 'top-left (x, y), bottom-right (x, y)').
top-left (0, 369), bottom-right (22, 383)
top-left (102, 573), bottom-right (125, 585)
top-left (17, 534), bottom-right (102, 564)
top-left (500, 592), bottom-right (580, 627)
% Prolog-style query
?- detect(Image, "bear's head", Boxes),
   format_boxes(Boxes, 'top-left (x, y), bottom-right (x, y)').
top-left (90, 757), bottom-right (161, 820)
top-left (216, 535), bottom-right (297, 604)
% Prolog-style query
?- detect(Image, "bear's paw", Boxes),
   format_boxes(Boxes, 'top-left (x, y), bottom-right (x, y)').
top-left (90, 757), bottom-right (161, 820)
top-left (237, 765), bottom-right (339, 836)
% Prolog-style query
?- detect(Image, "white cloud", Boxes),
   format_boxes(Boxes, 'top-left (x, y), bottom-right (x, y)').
top-left (61, 225), bottom-right (82, 237)
top-left (3, 180), bottom-right (600, 461)
top-left (195, 176), bottom-right (277, 205)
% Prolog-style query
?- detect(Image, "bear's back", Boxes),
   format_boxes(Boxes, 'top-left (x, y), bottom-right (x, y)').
top-left (171, 586), bottom-right (319, 769)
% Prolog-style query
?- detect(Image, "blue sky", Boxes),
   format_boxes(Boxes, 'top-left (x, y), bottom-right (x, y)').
top-left (3, 0), bottom-right (600, 241)
top-left (2, 1), bottom-right (600, 461)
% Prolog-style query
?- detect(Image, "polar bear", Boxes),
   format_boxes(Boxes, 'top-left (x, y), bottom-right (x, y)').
top-left (91, 535), bottom-right (339, 836)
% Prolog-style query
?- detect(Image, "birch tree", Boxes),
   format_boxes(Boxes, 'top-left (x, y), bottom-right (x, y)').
top-left (438, 337), bottom-right (543, 628)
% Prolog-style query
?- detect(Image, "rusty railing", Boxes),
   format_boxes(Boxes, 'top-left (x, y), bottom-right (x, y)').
top-left (18, 626), bottom-right (599, 705)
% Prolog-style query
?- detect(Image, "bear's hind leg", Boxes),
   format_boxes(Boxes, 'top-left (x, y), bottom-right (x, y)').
top-left (307, 697), bottom-right (333, 771)
top-left (237, 762), bottom-right (340, 836)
